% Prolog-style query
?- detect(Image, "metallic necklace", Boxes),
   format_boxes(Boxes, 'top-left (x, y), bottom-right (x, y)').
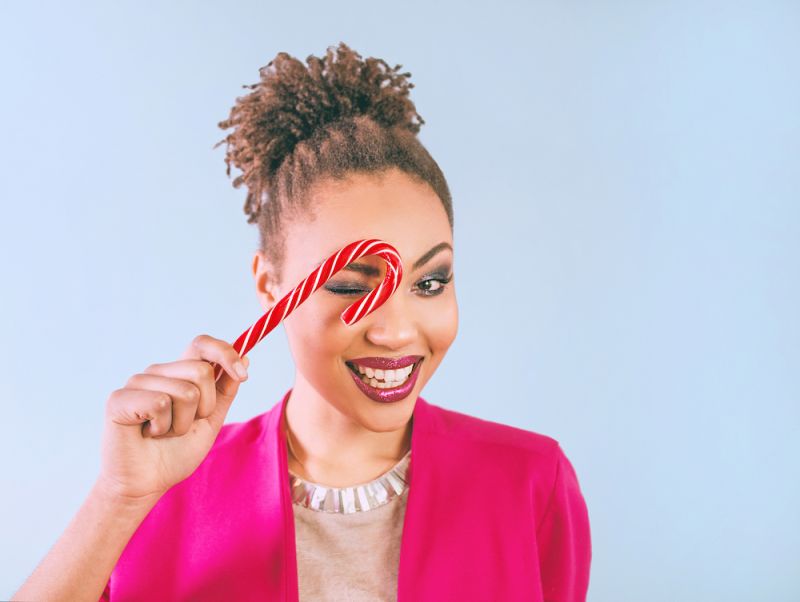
top-left (285, 426), bottom-right (412, 514)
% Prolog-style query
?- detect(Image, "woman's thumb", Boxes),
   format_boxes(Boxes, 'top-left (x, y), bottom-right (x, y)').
top-left (207, 355), bottom-right (249, 432)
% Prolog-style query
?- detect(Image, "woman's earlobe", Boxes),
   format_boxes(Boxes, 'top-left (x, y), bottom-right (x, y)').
top-left (258, 277), bottom-right (281, 311)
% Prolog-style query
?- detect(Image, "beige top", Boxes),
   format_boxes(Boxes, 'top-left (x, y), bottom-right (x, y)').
top-left (289, 450), bottom-right (412, 602)
top-left (292, 488), bottom-right (408, 601)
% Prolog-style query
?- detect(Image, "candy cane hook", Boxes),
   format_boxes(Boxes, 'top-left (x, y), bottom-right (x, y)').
top-left (213, 239), bottom-right (403, 382)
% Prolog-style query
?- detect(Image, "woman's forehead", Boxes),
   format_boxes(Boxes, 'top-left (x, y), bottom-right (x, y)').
top-left (301, 239), bottom-right (453, 280)
top-left (285, 174), bottom-right (452, 274)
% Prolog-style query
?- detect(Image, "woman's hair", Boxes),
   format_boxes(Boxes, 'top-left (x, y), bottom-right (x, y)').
top-left (214, 42), bottom-right (453, 287)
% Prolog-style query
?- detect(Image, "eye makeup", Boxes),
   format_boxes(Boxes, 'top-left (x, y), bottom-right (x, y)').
top-left (324, 263), bottom-right (453, 298)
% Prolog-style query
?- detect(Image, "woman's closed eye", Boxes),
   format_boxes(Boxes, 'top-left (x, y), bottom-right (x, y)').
top-left (324, 274), bottom-right (453, 298)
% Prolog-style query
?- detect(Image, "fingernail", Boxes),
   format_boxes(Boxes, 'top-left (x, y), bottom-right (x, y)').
top-left (234, 361), bottom-right (248, 380)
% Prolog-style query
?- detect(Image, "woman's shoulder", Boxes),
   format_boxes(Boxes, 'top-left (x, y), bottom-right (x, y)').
top-left (215, 409), bottom-right (271, 447)
top-left (419, 399), bottom-right (583, 526)
top-left (177, 410), bottom-right (272, 479)
top-left (150, 410), bottom-right (275, 509)
top-left (418, 398), bottom-right (563, 462)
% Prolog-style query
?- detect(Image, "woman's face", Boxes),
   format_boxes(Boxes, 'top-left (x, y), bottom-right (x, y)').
top-left (253, 167), bottom-right (458, 433)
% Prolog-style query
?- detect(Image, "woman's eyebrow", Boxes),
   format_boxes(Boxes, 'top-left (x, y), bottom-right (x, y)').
top-left (410, 242), bottom-right (453, 270)
top-left (314, 242), bottom-right (453, 277)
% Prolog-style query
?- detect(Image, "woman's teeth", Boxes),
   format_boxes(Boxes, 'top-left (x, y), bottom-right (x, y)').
top-left (352, 363), bottom-right (415, 389)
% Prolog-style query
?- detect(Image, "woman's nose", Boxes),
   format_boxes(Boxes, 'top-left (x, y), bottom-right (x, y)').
top-left (364, 290), bottom-right (419, 350)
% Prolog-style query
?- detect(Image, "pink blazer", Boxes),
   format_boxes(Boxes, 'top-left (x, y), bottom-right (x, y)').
top-left (101, 389), bottom-right (592, 601)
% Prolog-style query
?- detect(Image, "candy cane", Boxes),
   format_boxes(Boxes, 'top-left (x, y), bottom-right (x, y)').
top-left (212, 239), bottom-right (403, 382)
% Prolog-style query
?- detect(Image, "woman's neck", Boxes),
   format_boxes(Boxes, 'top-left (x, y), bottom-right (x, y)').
top-left (283, 379), bottom-right (413, 488)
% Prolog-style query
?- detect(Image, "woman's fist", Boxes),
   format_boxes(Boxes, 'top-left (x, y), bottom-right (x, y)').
top-left (98, 334), bottom-right (249, 502)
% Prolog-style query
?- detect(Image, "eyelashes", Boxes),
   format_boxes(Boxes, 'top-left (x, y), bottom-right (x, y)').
top-left (415, 275), bottom-right (453, 297)
top-left (324, 274), bottom-right (453, 298)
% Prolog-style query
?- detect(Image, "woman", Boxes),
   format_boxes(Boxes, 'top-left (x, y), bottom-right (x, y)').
top-left (14, 42), bottom-right (591, 601)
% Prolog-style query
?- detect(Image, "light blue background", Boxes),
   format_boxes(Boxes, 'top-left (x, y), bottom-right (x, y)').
top-left (1, 1), bottom-right (798, 600)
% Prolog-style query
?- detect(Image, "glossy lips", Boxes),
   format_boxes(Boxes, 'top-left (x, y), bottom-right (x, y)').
top-left (347, 355), bottom-right (422, 370)
top-left (346, 358), bottom-right (423, 403)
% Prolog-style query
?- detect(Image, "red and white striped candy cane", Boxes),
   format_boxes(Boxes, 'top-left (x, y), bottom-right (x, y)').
top-left (213, 239), bottom-right (403, 382)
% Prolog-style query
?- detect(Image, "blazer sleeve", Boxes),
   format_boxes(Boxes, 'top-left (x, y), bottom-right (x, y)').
top-left (536, 444), bottom-right (592, 602)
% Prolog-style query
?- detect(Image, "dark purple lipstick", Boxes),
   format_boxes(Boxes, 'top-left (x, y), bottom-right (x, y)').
top-left (345, 355), bottom-right (424, 403)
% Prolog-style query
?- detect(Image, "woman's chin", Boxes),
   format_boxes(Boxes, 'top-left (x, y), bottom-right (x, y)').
top-left (349, 398), bottom-right (415, 432)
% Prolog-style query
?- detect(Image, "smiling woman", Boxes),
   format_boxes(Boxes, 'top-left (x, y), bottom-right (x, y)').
top-left (13, 42), bottom-right (590, 602)
top-left (254, 168), bottom-right (459, 483)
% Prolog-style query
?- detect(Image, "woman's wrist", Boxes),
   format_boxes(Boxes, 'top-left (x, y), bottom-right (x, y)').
top-left (92, 475), bottom-right (165, 514)
top-left (12, 476), bottom-right (164, 601)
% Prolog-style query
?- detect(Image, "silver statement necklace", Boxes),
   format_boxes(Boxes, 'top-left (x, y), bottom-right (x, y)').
top-left (285, 427), bottom-right (411, 514)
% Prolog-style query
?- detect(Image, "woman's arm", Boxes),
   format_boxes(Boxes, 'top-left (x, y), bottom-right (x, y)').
top-left (13, 335), bottom-right (250, 601)
top-left (12, 477), bottom-right (162, 602)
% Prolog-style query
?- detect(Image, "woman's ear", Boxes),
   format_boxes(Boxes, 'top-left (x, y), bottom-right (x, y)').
top-left (252, 250), bottom-right (281, 312)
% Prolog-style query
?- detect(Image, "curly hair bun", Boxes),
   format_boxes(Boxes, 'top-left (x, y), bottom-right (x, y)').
top-left (214, 42), bottom-right (425, 190)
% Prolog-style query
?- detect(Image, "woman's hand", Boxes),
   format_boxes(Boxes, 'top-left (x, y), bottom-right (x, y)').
top-left (97, 334), bottom-right (249, 503)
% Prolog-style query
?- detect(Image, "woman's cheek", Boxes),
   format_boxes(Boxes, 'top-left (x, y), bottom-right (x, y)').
top-left (288, 297), bottom-right (352, 354)
top-left (430, 298), bottom-right (458, 349)
top-left (285, 295), bottom-right (340, 332)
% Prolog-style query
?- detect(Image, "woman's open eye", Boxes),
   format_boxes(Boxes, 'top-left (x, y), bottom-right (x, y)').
top-left (416, 275), bottom-right (452, 297)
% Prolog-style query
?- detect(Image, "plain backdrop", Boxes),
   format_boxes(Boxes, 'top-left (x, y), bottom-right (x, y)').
top-left (1, 1), bottom-right (798, 600)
